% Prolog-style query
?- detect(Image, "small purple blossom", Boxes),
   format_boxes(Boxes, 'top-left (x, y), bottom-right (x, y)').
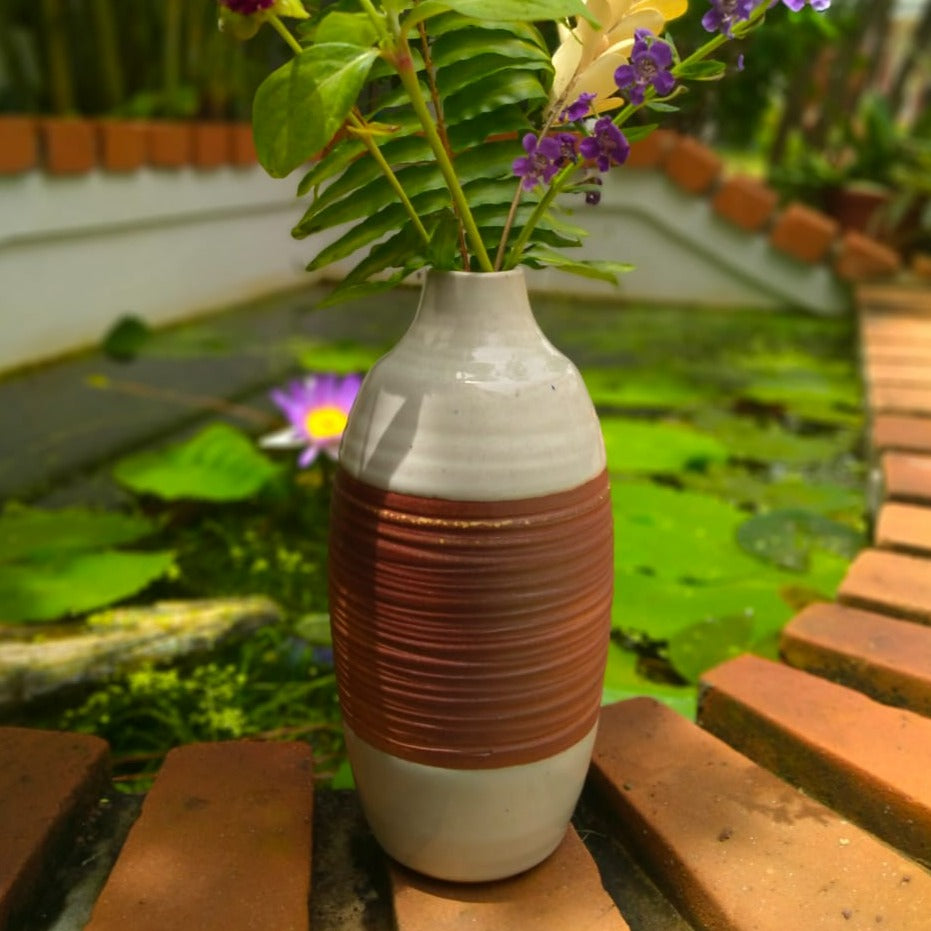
top-left (613, 30), bottom-right (676, 106)
top-left (559, 93), bottom-right (596, 124)
top-left (512, 133), bottom-right (562, 190)
top-left (219, 0), bottom-right (275, 13)
top-left (701, 0), bottom-right (755, 35)
top-left (775, 0), bottom-right (830, 9)
top-left (584, 176), bottom-right (603, 206)
top-left (554, 132), bottom-right (580, 167)
top-left (261, 373), bottom-right (362, 467)
top-left (579, 118), bottom-right (630, 173)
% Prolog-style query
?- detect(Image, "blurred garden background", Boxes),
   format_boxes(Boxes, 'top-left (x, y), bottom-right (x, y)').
top-left (0, 0), bottom-right (929, 790)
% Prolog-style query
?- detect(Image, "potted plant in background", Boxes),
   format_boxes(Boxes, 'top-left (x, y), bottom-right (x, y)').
top-left (220, 0), bottom-right (833, 882)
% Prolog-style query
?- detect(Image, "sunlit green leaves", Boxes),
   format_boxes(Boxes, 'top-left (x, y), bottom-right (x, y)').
top-left (253, 44), bottom-right (379, 177)
top-left (602, 418), bottom-right (729, 473)
top-left (113, 424), bottom-right (280, 502)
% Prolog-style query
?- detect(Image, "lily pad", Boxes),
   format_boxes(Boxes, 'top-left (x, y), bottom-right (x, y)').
top-left (735, 508), bottom-right (864, 571)
top-left (114, 424), bottom-right (280, 502)
top-left (602, 642), bottom-right (696, 718)
top-left (0, 550), bottom-right (176, 623)
top-left (0, 505), bottom-right (157, 563)
top-left (601, 418), bottom-right (728, 474)
top-left (666, 614), bottom-right (755, 683)
top-left (585, 368), bottom-right (714, 410)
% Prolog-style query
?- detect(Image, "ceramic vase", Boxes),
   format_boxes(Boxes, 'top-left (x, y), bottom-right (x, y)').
top-left (328, 268), bottom-right (613, 882)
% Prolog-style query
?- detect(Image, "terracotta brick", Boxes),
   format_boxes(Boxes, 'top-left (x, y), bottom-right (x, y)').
top-left (872, 414), bottom-right (931, 453)
top-left (0, 116), bottom-right (37, 173)
top-left (839, 547), bottom-right (931, 621)
top-left (769, 202), bottom-right (839, 264)
top-left (861, 316), bottom-right (931, 344)
top-left (662, 136), bottom-right (722, 194)
top-left (230, 123), bottom-right (258, 167)
top-left (40, 118), bottom-right (97, 174)
top-left (865, 360), bottom-right (931, 387)
top-left (699, 654), bottom-right (931, 865)
top-left (781, 601), bottom-right (931, 716)
top-left (390, 827), bottom-right (629, 931)
top-left (835, 230), bottom-right (902, 280)
top-left (0, 728), bottom-right (110, 928)
top-left (883, 451), bottom-right (931, 501)
top-left (858, 284), bottom-right (931, 316)
top-left (711, 174), bottom-right (778, 232)
top-left (146, 122), bottom-right (192, 168)
top-left (591, 698), bottom-right (931, 929)
top-left (97, 120), bottom-right (147, 172)
top-left (85, 741), bottom-right (314, 931)
top-left (624, 129), bottom-right (677, 169)
top-left (869, 383), bottom-right (931, 415)
top-left (193, 123), bottom-right (231, 169)
top-left (876, 501), bottom-right (931, 552)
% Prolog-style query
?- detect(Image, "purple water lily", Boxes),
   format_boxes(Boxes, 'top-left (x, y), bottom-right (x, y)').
top-left (261, 373), bottom-right (362, 467)
top-left (219, 0), bottom-right (275, 13)
top-left (701, 0), bottom-right (755, 35)
top-left (579, 118), bottom-right (630, 173)
top-left (512, 133), bottom-right (563, 190)
top-left (614, 30), bottom-right (676, 106)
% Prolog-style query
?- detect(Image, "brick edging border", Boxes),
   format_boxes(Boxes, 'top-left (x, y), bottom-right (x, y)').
top-left (0, 115), bottom-right (258, 175)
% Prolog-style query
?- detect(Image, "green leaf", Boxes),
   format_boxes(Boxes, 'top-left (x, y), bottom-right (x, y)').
top-left (431, 34), bottom-right (549, 70)
top-left (601, 418), bottom-right (729, 474)
top-left (426, 209), bottom-right (461, 269)
top-left (645, 100), bottom-right (680, 112)
top-left (0, 550), bottom-right (175, 623)
top-left (524, 250), bottom-right (632, 284)
top-left (113, 424), bottom-right (280, 502)
top-left (285, 338), bottom-right (387, 373)
top-left (0, 505), bottom-right (158, 563)
top-left (101, 315), bottom-right (152, 361)
top-left (312, 11), bottom-right (380, 46)
top-left (437, 0), bottom-right (599, 26)
top-left (735, 508), bottom-right (864, 572)
top-left (253, 44), bottom-right (379, 177)
top-left (675, 59), bottom-right (727, 81)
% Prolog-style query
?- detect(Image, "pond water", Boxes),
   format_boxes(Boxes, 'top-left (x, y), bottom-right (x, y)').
top-left (0, 293), bottom-right (866, 786)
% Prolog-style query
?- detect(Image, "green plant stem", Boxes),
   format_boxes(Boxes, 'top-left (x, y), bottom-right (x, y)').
top-left (267, 13), bottom-right (303, 56)
top-left (394, 37), bottom-right (495, 272)
top-left (347, 111), bottom-right (431, 244)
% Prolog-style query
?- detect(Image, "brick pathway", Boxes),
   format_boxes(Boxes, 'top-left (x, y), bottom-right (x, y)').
top-left (3, 283), bottom-right (931, 930)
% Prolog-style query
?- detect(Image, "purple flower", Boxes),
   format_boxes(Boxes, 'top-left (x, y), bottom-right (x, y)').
top-left (584, 176), bottom-right (603, 206)
top-left (579, 118), bottom-right (630, 173)
top-left (613, 30), bottom-right (676, 106)
top-left (701, 0), bottom-right (755, 35)
top-left (512, 133), bottom-right (563, 190)
top-left (554, 132), bottom-right (580, 167)
top-left (559, 93), bottom-right (596, 124)
top-left (261, 373), bottom-right (362, 467)
top-left (775, 0), bottom-right (830, 9)
top-left (219, 0), bottom-right (275, 13)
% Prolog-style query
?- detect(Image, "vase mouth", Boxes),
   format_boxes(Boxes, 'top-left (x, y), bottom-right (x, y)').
top-left (424, 267), bottom-right (525, 281)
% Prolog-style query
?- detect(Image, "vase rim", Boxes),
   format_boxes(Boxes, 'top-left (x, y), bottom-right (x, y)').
top-left (424, 267), bottom-right (525, 281)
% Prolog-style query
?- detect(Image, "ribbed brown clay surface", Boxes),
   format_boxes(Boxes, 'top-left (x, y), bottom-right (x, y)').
top-left (328, 468), bottom-right (613, 769)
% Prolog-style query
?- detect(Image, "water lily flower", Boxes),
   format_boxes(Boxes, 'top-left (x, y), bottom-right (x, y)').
top-left (613, 29), bottom-right (676, 105)
top-left (261, 373), bottom-right (362, 467)
top-left (550, 0), bottom-right (687, 113)
top-left (512, 133), bottom-right (564, 190)
top-left (579, 118), bottom-right (630, 172)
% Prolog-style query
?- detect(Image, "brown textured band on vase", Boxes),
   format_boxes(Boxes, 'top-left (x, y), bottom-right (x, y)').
top-left (328, 467), bottom-right (614, 770)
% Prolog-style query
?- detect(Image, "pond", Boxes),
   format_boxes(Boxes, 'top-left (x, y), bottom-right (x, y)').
top-left (0, 288), bottom-right (866, 788)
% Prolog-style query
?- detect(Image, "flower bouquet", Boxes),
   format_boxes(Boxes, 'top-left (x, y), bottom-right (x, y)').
top-left (220, 0), bottom-right (831, 304)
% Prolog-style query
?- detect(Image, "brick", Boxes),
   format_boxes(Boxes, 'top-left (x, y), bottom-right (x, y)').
top-left (192, 123), bottom-right (231, 169)
top-left (146, 122), bottom-right (193, 168)
top-left (624, 129), bottom-right (677, 169)
top-left (711, 174), bottom-right (778, 232)
top-left (876, 501), bottom-right (931, 552)
top-left (390, 827), bottom-right (629, 931)
top-left (591, 698), bottom-right (931, 929)
top-left (662, 136), bottom-right (722, 194)
top-left (835, 230), bottom-right (902, 280)
top-left (873, 414), bottom-right (931, 453)
top-left (40, 118), bottom-right (97, 174)
top-left (861, 317), bottom-right (931, 344)
top-left (700, 654), bottom-right (931, 864)
top-left (0, 116), bottom-right (37, 173)
top-left (869, 383), bottom-right (931, 415)
top-left (865, 360), bottom-right (931, 387)
top-left (769, 202), bottom-right (839, 264)
top-left (0, 728), bottom-right (109, 928)
top-left (883, 451), bottom-right (931, 501)
top-left (85, 741), bottom-right (314, 931)
top-left (858, 284), bottom-right (931, 315)
top-left (98, 120), bottom-right (147, 172)
top-left (230, 124), bottom-right (258, 166)
top-left (839, 547), bottom-right (931, 621)
top-left (781, 601), bottom-right (931, 716)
